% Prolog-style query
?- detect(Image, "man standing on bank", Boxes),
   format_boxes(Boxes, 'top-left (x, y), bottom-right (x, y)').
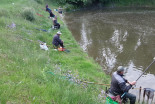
top-left (52, 31), bottom-right (64, 49)
top-left (109, 66), bottom-right (136, 104)
top-left (46, 5), bottom-right (55, 18)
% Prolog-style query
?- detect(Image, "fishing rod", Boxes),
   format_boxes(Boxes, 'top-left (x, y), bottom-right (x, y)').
top-left (82, 57), bottom-right (155, 87)
top-left (136, 57), bottom-right (155, 81)
top-left (81, 81), bottom-right (110, 86)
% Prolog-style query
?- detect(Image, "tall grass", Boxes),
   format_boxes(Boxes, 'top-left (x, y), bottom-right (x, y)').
top-left (22, 7), bottom-right (35, 21)
top-left (0, 0), bottom-right (110, 103)
top-left (34, 0), bottom-right (44, 4)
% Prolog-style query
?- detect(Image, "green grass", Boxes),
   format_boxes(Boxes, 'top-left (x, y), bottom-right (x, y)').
top-left (0, 0), bottom-right (110, 103)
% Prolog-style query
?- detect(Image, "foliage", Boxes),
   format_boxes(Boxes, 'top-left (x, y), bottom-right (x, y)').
top-left (0, 9), bottom-right (8, 17)
top-left (34, 0), bottom-right (44, 4)
top-left (51, 0), bottom-right (155, 8)
top-left (22, 7), bottom-right (35, 21)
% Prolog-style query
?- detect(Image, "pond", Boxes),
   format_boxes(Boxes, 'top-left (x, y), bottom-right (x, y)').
top-left (64, 7), bottom-right (155, 101)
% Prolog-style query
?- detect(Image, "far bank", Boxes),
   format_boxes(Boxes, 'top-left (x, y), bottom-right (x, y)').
top-left (50, 0), bottom-right (155, 11)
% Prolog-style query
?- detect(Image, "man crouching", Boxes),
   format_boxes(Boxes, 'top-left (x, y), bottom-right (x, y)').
top-left (52, 31), bottom-right (64, 49)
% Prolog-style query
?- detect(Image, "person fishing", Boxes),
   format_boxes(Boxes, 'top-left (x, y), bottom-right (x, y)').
top-left (58, 6), bottom-right (63, 14)
top-left (46, 5), bottom-right (55, 18)
top-left (52, 31), bottom-right (64, 49)
top-left (52, 16), bottom-right (60, 29)
top-left (109, 66), bottom-right (136, 104)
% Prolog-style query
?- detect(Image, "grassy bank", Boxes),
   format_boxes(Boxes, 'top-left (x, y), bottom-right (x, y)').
top-left (0, 0), bottom-right (110, 103)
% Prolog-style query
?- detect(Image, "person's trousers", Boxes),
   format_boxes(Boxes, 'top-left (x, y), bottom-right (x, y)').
top-left (124, 92), bottom-right (136, 104)
top-left (53, 42), bottom-right (64, 49)
top-left (54, 23), bottom-right (60, 29)
top-left (59, 42), bottom-right (64, 48)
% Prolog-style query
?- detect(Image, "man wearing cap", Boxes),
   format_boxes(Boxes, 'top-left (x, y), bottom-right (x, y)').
top-left (52, 31), bottom-right (64, 48)
top-left (109, 66), bottom-right (136, 104)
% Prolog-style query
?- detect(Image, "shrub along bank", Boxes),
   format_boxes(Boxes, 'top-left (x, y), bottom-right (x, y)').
top-left (51, 0), bottom-right (155, 9)
top-left (0, 0), bottom-right (110, 103)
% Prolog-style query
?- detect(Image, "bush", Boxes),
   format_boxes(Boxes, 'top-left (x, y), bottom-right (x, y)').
top-left (34, 0), bottom-right (44, 4)
top-left (0, 17), bottom-right (6, 27)
top-left (22, 8), bottom-right (35, 21)
top-left (0, 9), bottom-right (8, 17)
top-left (64, 4), bottom-right (79, 12)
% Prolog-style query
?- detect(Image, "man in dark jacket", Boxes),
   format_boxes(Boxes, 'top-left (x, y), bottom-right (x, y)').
top-left (52, 31), bottom-right (64, 48)
top-left (52, 16), bottom-right (60, 29)
top-left (109, 66), bottom-right (136, 104)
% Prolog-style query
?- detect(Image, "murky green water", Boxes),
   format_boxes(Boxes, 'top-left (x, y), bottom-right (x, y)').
top-left (64, 8), bottom-right (155, 98)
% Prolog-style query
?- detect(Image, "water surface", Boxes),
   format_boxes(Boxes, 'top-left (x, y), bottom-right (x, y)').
top-left (64, 8), bottom-right (155, 101)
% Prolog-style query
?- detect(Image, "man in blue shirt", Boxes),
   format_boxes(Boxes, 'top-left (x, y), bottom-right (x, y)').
top-left (109, 66), bottom-right (136, 104)
top-left (46, 5), bottom-right (55, 18)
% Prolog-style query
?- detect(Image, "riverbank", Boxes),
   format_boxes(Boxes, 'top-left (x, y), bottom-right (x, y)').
top-left (0, 0), bottom-right (110, 103)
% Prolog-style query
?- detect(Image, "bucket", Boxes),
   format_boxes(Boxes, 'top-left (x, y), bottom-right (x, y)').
top-left (106, 97), bottom-right (119, 104)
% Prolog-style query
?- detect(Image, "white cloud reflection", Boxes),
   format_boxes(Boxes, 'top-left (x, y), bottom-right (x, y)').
top-left (101, 29), bottom-right (129, 71)
top-left (123, 31), bottom-right (128, 41)
top-left (102, 48), bottom-right (117, 70)
top-left (110, 29), bottom-right (128, 53)
top-left (80, 23), bottom-right (92, 52)
top-left (134, 38), bottom-right (141, 50)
